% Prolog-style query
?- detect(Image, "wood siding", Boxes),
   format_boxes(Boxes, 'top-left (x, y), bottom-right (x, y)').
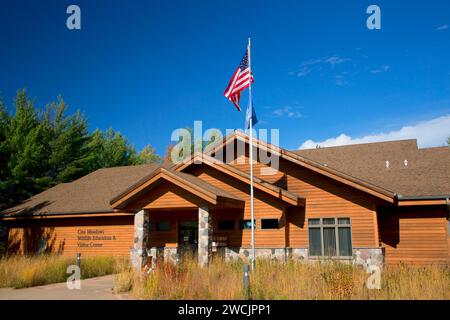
top-left (284, 159), bottom-right (380, 249)
top-left (187, 165), bottom-right (287, 248)
top-left (379, 206), bottom-right (449, 264)
top-left (125, 183), bottom-right (209, 211)
top-left (6, 215), bottom-right (134, 256)
top-left (227, 153), bottom-right (380, 250)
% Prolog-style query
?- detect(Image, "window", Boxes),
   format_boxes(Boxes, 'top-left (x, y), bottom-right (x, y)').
top-left (308, 217), bottom-right (352, 258)
top-left (156, 221), bottom-right (170, 232)
top-left (218, 220), bottom-right (235, 230)
top-left (240, 219), bottom-right (256, 230)
top-left (261, 219), bottom-right (279, 229)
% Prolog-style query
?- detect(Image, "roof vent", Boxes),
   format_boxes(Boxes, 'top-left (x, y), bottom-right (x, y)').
top-left (323, 163), bottom-right (328, 167)
top-left (404, 160), bottom-right (408, 167)
top-left (385, 161), bottom-right (390, 169)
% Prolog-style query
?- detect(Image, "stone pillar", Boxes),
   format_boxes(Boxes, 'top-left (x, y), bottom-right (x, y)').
top-left (198, 207), bottom-right (211, 267)
top-left (130, 209), bottom-right (149, 271)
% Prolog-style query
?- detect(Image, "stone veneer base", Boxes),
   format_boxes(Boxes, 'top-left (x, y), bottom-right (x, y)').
top-left (133, 247), bottom-right (385, 267)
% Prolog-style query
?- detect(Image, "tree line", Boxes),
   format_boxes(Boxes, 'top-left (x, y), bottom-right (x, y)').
top-left (0, 90), bottom-right (161, 211)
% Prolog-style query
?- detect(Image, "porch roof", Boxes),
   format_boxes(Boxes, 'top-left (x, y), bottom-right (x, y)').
top-left (173, 153), bottom-right (306, 206)
top-left (110, 167), bottom-right (244, 210)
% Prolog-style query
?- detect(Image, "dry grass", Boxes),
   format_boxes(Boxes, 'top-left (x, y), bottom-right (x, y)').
top-left (114, 255), bottom-right (244, 299)
top-left (115, 257), bottom-right (450, 300)
top-left (0, 255), bottom-right (124, 289)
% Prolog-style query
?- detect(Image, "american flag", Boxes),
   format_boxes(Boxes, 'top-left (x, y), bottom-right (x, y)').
top-left (224, 48), bottom-right (254, 111)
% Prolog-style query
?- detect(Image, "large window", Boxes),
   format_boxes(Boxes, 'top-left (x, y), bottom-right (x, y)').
top-left (308, 217), bottom-right (352, 258)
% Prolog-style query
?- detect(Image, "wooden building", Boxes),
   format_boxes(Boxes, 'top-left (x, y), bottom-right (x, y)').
top-left (1, 131), bottom-right (449, 267)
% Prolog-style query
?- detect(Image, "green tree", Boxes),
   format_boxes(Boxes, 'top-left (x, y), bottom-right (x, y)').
top-left (1, 90), bottom-right (48, 208)
top-left (447, 136), bottom-right (450, 146)
top-left (42, 96), bottom-right (90, 183)
top-left (86, 128), bottom-right (138, 170)
top-left (170, 127), bottom-right (222, 163)
top-left (0, 90), bottom-right (162, 210)
top-left (135, 145), bottom-right (161, 164)
top-left (0, 100), bottom-right (10, 174)
top-left (0, 100), bottom-right (12, 206)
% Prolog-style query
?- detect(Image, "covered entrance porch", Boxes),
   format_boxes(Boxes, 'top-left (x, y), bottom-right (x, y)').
top-left (109, 168), bottom-right (244, 268)
top-left (143, 207), bottom-right (214, 267)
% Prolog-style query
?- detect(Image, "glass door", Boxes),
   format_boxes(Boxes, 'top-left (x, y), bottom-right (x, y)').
top-left (178, 220), bottom-right (198, 258)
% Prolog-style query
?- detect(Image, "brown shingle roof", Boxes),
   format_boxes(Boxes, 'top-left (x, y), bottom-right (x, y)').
top-left (110, 167), bottom-right (243, 209)
top-left (2, 138), bottom-right (449, 217)
top-left (291, 140), bottom-right (450, 197)
top-left (1, 164), bottom-right (161, 216)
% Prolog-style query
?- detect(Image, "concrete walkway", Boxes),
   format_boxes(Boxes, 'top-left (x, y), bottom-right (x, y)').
top-left (0, 275), bottom-right (134, 300)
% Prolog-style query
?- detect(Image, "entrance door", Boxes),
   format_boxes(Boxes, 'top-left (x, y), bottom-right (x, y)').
top-left (178, 220), bottom-right (198, 258)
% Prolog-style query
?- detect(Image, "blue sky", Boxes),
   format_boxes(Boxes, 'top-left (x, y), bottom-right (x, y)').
top-left (1, 0), bottom-right (449, 156)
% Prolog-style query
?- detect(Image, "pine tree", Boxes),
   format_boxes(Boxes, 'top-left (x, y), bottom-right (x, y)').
top-left (86, 128), bottom-right (139, 170)
top-left (42, 96), bottom-right (90, 183)
top-left (2, 90), bottom-right (47, 208)
top-left (0, 90), bottom-right (162, 210)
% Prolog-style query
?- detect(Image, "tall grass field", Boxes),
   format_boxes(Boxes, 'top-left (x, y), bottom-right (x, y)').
top-left (0, 255), bottom-right (121, 288)
top-left (114, 257), bottom-right (450, 300)
top-left (1, 254), bottom-right (448, 299)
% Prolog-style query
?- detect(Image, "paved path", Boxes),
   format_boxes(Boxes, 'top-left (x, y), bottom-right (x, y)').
top-left (0, 275), bottom-right (134, 300)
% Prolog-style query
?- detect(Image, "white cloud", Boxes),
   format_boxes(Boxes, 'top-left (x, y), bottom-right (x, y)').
top-left (436, 25), bottom-right (449, 31)
top-left (371, 65), bottom-right (390, 74)
top-left (299, 115), bottom-right (450, 149)
top-left (296, 67), bottom-right (311, 77)
top-left (290, 55), bottom-right (351, 78)
top-left (272, 106), bottom-right (302, 119)
top-left (325, 56), bottom-right (351, 65)
top-left (301, 58), bottom-right (323, 67)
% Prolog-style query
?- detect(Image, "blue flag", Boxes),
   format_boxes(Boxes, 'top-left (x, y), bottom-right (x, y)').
top-left (245, 94), bottom-right (258, 130)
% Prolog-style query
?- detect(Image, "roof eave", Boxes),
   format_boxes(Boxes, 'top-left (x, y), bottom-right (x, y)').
top-left (395, 194), bottom-right (450, 206)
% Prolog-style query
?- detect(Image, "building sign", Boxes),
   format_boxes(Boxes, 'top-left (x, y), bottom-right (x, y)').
top-left (77, 229), bottom-right (117, 248)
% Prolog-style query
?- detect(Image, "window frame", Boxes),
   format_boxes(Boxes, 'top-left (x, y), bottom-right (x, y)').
top-left (307, 217), bottom-right (353, 259)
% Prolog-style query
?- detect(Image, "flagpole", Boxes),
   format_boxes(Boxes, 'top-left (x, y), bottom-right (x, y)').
top-left (248, 37), bottom-right (255, 272)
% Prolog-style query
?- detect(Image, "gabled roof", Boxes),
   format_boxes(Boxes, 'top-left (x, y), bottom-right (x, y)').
top-left (173, 153), bottom-right (305, 206)
top-left (2, 131), bottom-right (448, 218)
top-left (204, 131), bottom-right (396, 202)
top-left (292, 141), bottom-right (450, 199)
top-left (110, 167), bottom-right (244, 210)
top-left (203, 130), bottom-right (450, 203)
top-left (1, 164), bottom-right (161, 216)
